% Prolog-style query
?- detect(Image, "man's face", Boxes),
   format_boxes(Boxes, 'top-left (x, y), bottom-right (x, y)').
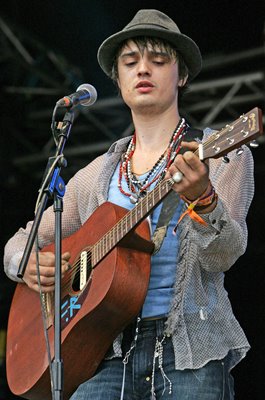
top-left (116, 40), bottom-right (187, 115)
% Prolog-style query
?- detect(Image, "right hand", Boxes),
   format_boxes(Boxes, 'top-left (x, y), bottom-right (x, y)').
top-left (23, 251), bottom-right (71, 293)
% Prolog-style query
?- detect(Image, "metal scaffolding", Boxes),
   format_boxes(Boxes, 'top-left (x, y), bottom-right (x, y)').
top-left (1, 16), bottom-right (264, 180)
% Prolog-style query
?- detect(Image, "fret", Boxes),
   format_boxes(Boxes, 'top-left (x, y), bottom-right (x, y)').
top-left (92, 242), bottom-right (98, 266)
top-left (129, 205), bottom-right (133, 230)
top-left (90, 108), bottom-right (263, 268)
top-left (94, 108), bottom-right (263, 267)
top-left (136, 203), bottom-right (142, 219)
top-left (140, 196), bottom-right (144, 219)
top-left (101, 235), bottom-right (105, 262)
top-left (103, 233), bottom-right (107, 257)
top-left (117, 220), bottom-right (122, 244)
top-left (91, 178), bottom-right (173, 266)
top-left (131, 206), bottom-right (137, 228)
top-left (158, 181), bottom-right (162, 202)
top-left (124, 212), bottom-right (128, 237)
top-left (147, 191), bottom-right (153, 210)
top-left (110, 225), bottom-right (114, 250)
top-left (151, 189), bottom-right (155, 208)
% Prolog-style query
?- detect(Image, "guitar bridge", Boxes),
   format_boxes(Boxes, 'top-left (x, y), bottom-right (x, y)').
top-left (80, 251), bottom-right (88, 290)
top-left (71, 249), bottom-right (92, 292)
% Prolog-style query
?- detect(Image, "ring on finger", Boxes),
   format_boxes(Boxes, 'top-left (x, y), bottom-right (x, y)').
top-left (172, 171), bottom-right (184, 183)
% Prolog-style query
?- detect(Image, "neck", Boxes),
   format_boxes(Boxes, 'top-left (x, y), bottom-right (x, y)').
top-left (131, 107), bottom-right (181, 152)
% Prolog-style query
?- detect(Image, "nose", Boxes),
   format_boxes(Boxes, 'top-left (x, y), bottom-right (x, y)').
top-left (137, 57), bottom-right (151, 76)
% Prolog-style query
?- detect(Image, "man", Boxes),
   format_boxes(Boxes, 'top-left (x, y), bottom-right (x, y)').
top-left (4, 9), bottom-right (254, 400)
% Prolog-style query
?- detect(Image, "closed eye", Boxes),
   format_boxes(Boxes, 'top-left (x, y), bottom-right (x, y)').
top-left (153, 61), bottom-right (165, 65)
top-left (125, 61), bottom-right (137, 66)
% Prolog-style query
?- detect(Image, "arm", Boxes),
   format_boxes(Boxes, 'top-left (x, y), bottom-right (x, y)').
top-left (188, 146), bottom-right (254, 272)
top-left (3, 173), bottom-right (81, 288)
top-left (4, 155), bottom-right (104, 288)
top-left (167, 142), bottom-right (254, 272)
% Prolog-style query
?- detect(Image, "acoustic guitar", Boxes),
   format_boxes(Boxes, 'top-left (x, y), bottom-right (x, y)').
top-left (6, 108), bottom-right (263, 399)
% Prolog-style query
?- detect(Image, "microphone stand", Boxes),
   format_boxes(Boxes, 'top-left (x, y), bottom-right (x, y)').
top-left (17, 108), bottom-right (75, 400)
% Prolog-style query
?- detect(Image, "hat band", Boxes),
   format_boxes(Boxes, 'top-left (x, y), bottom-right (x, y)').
top-left (125, 22), bottom-right (177, 32)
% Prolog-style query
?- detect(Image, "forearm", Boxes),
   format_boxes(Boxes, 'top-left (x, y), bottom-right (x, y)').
top-left (187, 199), bottom-right (248, 272)
top-left (189, 142), bottom-right (254, 271)
top-left (4, 172), bottom-right (82, 282)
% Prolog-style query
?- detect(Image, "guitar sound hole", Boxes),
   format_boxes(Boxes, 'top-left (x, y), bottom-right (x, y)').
top-left (72, 251), bottom-right (92, 292)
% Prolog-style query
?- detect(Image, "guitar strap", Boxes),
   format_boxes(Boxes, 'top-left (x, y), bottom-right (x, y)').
top-left (152, 127), bottom-right (203, 254)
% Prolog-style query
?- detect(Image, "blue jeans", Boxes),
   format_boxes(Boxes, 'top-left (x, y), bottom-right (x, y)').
top-left (70, 318), bottom-right (234, 400)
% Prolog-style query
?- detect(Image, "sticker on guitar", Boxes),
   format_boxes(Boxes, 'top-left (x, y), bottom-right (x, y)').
top-left (61, 296), bottom-right (81, 323)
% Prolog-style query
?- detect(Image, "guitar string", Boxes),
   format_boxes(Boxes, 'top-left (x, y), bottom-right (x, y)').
top-left (194, 114), bottom-right (249, 157)
top-left (60, 187), bottom-right (164, 291)
top-left (60, 180), bottom-right (173, 292)
top-left (61, 113), bottom-right (251, 292)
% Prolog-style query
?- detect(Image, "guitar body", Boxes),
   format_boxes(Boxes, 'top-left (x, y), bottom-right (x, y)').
top-left (6, 106), bottom-right (263, 400)
top-left (6, 202), bottom-right (152, 400)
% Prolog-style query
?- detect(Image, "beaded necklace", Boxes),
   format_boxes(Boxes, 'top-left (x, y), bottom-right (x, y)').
top-left (118, 118), bottom-right (187, 203)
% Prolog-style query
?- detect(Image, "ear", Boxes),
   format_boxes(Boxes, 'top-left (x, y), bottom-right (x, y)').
top-left (178, 75), bottom-right (188, 88)
top-left (117, 78), bottom-right (121, 89)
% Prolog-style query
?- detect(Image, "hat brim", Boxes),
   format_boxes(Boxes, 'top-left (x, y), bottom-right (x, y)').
top-left (97, 26), bottom-right (202, 81)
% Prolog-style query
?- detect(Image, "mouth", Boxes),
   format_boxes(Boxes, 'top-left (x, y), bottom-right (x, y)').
top-left (135, 81), bottom-right (154, 88)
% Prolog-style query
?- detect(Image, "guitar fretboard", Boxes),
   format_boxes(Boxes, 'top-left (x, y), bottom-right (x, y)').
top-left (91, 106), bottom-right (262, 267)
top-left (92, 178), bottom-right (174, 266)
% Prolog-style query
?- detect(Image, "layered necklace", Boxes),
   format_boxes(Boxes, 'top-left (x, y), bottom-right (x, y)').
top-left (118, 117), bottom-right (187, 203)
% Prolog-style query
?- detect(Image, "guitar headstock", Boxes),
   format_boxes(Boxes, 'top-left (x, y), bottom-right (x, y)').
top-left (201, 107), bottom-right (263, 160)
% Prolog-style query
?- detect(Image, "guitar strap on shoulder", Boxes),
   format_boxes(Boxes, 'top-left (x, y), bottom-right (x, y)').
top-left (152, 126), bottom-right (203, 255)
top-left (152, 190), bottom-right (180, 254)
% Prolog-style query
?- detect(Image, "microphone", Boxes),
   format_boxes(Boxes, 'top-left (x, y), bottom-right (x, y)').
top-left (56, 84), bottom-right (97, 108)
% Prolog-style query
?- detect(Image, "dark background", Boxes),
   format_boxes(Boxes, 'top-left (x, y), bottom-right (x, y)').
top-left (0, 1), bottom-right (265, 399)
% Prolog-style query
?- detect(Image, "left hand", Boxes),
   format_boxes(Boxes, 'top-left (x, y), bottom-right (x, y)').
top-left (165, 141), bottom-right (210, 200)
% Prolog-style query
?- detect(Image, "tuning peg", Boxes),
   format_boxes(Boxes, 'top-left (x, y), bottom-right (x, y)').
top-left (249, 140), bottom-right (259, 148)
top-left (236, 147), bottom-right (244, 156)
top-left (222, 155), bottom-right (230, 163)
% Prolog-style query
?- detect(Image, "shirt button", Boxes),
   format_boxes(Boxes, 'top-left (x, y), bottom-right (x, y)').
top-left (146, 376), bottom-right (151, 381)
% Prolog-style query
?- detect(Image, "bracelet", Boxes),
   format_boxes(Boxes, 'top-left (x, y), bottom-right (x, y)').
top-left (194, 192), bottom-right (218, 211)
top-left (180, 181), bottom-right (215, 207)
top-left (176, 181), bottom-right (218, 228)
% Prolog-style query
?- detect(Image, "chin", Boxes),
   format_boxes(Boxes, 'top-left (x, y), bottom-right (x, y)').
top-left (133, 98), bottom-right (158, 110)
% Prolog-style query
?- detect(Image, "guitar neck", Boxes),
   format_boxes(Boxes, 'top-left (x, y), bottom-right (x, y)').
top-left (92, 106), bottom-right (263, 266)
top-left (92, 178), bottom-right (174, 265)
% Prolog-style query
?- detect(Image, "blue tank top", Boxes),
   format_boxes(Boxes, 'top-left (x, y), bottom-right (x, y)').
top-left (107, 164), bottom-right (183, 318)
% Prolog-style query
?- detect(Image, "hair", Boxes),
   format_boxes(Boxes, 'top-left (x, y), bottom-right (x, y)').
top-left (110, 36), bottom-right (189, 98)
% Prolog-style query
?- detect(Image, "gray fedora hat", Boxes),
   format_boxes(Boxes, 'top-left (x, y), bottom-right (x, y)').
top-left (97, 9), bottom-right (202, 81)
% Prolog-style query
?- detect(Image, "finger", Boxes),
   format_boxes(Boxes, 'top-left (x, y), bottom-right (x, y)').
top-left (38, 285), bottom-right (55, 293)
top-left (171, 154), bottom-right (192, 178)
top-left (23, 272), bottom-right (55, 290)
top-left (27, 271), bottom-right (55, 286)
top-left (30, 282), bottom-right (55, 293)
top-left (175, 152), bottom-right (208, 180)
top-left (38, 252), bottom-right (56, 267)
top-left (37, 275), bottom-right (56, 286)
top-left (62, 251), bottom-right (71, 261)
top-left (27, 265), bottom-right (56, 280)
top-left (172, 171), bottom-right (184, 184)
top-left (180, 141), bottom-right (199, 151)
top-left (62, 260), bottom-right (71, 274)
top-left (182, 151), bottom-right (204, 171)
